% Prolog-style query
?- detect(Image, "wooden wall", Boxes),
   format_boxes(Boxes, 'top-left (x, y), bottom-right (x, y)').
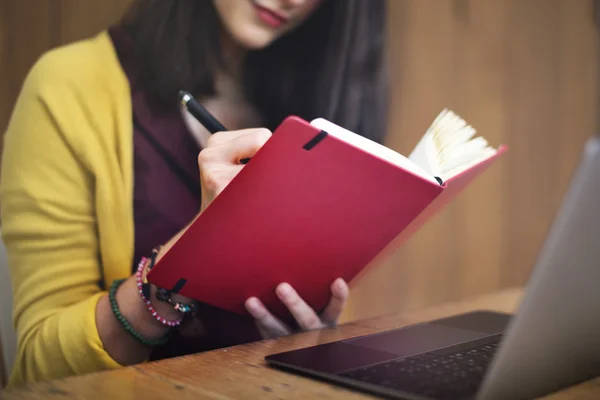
top-left (0, 0), bottom-right (134, 153)
top-left (346, 0), bottom-right (599, 320)
top-left (0, 0), bottom-right (598, 382)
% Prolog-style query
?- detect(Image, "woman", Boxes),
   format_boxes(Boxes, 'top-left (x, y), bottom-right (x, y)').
top-left (0, 0), bottom-right (388, 387)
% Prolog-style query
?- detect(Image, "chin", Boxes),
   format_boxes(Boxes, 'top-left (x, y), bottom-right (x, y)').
top-left (228, 25), bottom-right (281, 50)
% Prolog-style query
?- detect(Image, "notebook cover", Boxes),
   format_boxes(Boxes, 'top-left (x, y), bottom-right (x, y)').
top-left (147, 117), bottom-right (466, 321)
top-left (350, 145), bottom-right (508, 285)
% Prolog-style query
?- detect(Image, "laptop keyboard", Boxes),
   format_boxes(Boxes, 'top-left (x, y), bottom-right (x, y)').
top-left (338, 334), bottom-right (502, 400)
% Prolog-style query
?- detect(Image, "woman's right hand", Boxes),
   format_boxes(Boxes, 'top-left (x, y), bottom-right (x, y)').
top-left (197, 128), bottom-right (273, 213)
top-left (151, 127), bottom-right (274, 315)
top-left (98, 128), bottom-right (275, 365)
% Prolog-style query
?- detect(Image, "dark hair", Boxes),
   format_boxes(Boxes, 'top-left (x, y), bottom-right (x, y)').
top-left (122, 0), bottom-right (389, 143)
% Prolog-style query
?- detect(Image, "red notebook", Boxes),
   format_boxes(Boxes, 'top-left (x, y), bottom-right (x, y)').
top-left (147, 110), bottom-right (507, 322)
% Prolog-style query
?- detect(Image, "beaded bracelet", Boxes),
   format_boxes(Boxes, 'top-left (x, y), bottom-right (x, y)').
top-left (109, 278), bottom-right (170, 347)
top-left (144, 246), bottom-right (198, 315)
top-left (155, 289), bottom-right (197, 313)
top-left (141, 247), bottom-right (160, 299)
top-left (136, 257), bottom-right (183, 327)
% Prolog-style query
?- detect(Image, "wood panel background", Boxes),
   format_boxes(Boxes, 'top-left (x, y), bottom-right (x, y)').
top-left (0, 0), bottom-right (598, 386)
top-left (346, 0), bottom-right (599, 320)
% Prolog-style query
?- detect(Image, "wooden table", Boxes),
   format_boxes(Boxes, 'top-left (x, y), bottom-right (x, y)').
top-left (2, 288), bottom-right (599, 399)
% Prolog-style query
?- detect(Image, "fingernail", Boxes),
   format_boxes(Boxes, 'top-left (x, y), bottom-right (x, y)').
top-left (246, 297), bottom-right (261, 312)
top-left (335, 279), bottom-right (345, 291)
top-left (277, 283), bottom-right (292, 298)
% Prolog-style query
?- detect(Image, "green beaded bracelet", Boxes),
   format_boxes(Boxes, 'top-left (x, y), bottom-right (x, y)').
top-left (109, 278), bottom-right (170, 347)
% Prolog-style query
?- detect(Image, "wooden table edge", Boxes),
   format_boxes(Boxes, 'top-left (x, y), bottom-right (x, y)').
top-left (1, 287), bottom-right (598, 399)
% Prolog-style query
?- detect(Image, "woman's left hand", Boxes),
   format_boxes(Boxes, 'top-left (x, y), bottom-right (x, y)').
top-left (244, 278), bottom-right (349, 339)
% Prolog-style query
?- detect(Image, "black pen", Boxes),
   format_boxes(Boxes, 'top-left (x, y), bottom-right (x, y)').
top-left (179, 90), bottom-right (227, 134)
top-left (179, 90), bottom-right (250, 164)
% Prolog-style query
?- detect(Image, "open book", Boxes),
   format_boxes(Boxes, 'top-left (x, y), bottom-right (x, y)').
top-left (311, 109), bottom-right (498, 184)
top-left (148, 110), bottom-right (506, 323)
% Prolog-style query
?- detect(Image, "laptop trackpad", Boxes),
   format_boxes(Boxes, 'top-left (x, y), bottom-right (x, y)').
top-left (345, 322), bottom-right (488, 357)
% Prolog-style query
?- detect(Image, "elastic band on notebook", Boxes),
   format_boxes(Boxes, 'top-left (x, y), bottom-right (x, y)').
top-left (170, 278), bottom-right (188, 294)
top-left (303, 130), bottom-right (328, 150)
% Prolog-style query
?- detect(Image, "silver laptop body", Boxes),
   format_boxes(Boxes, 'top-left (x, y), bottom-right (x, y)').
top-left (478, 136), bottom-right (600, 399)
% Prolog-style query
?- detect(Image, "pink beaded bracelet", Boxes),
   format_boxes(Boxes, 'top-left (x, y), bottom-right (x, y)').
top-left (135, 257), bottom-right (183, 327)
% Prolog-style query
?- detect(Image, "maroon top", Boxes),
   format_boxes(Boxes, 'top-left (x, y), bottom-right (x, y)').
top-left (108, 26), bottom-right (262, 360)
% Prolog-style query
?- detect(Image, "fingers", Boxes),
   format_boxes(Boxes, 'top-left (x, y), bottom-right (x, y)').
top-left (276, 283), bottom-right (324, 331)
top-left (245, 297), bottom-right (291, 339)
top-left (197, 128), bottom-right (271, 211)
top-left (200, 128), bottom-right (272, 164)
top-left (320, 278), bottom-right (349, 326)
top-left (205, 128), bottom-right (266, 147)
top-left (199, 163), bottom-right (243, 199)
top-left (246, 279), bottom-right (349, 339)
top-left (226, 128), bottom-right (272, 163)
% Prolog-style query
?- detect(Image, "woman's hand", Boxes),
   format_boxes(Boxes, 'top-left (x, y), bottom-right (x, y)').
top-left (244, 278), bottom-right (350, 339)
top-left (197, 128), bottom-right (272, 213)
top-left (153, 127), bottom-right (274, 315)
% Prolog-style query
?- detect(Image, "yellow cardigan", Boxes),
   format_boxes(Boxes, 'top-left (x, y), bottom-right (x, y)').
top-left (0, 31), bottom-right (134, 386)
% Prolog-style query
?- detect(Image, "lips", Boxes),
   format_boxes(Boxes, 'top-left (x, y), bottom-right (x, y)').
top-left (252, 3), bottom-right (289, 28)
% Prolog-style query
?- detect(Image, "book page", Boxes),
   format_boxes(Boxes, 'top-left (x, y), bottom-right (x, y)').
top-left (310, 118), bottom-right (438, 184)
top-left (408, 109), bottom-right (498, 182)
top-left (311, 112), bottom-right (497, 185)
top-left (408, 134), bottom-right (439, 178)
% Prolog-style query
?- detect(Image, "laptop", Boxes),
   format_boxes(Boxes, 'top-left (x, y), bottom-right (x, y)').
top-left (265, 136), bottom-right (600, 400)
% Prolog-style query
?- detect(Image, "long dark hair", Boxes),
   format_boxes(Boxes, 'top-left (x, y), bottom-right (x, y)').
top-left (122, 0), bottom-right (389, 143)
